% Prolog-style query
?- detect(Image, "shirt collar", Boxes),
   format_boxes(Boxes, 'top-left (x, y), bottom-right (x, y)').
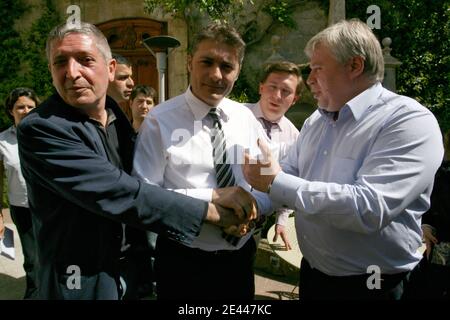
top-left (253, 101), bottom-right (283, 130)
top-left (88, 107), bottom-right (117, 127)
top-left (252, 102), bottom-right (265, 119)
top-left (345, 82), bottom-right (383, 121)
top-left (185, 86), bottom-right (229, 122)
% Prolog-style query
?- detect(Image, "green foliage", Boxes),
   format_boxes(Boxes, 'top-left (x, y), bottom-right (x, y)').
top-left (0, 0), bottom-right (61, 131)
top-left (144, 0), bottom-right (296, 104)
top-left (0, 0), bottom-right (28, 130)
top-left (345, 0), bottom-right (450, 132)
top-left (262, 1), bottom-right (296, 28)
top-left (229, 71), bottom-right (260, 103)
top-left (23, 0), bottom-right (62, 99)
top-left (144, 0), bottom-right (249, 21)
top-left (145, 0), bottom-right (449, 132)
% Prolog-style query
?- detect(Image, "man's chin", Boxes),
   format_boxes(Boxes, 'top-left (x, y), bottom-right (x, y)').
top-left (207, 92), bottom-right (227, 105)
top-left (65, 97), bottom-right (99, 110)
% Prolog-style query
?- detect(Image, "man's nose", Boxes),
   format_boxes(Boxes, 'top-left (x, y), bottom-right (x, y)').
top-left (66, 58), bottom-right (81, 80)
top-left (210, 65), bottom-right (222, 81)
top-left (127, 77), bottom-right (134, 88)
top-left (307, 72), bottom-right (315, 86)
top-left (273, 88), bottom-right (282, 100)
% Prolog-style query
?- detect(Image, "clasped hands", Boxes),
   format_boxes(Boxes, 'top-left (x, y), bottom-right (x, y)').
top-left (207, 139), bottom-right (282, 238)
top-left (211, 186), bottom-right (258, 237)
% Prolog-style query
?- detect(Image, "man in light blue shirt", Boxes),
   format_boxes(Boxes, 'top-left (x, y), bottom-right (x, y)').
top-left (243, 19), bottom-right (443, 300)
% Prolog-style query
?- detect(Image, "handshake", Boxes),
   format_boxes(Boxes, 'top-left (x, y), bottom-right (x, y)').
top-left (206, 186), bottom-right (259, 238)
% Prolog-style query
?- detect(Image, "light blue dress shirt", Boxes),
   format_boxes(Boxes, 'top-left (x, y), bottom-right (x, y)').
top-left (270, 82), bottom-right (444, 275)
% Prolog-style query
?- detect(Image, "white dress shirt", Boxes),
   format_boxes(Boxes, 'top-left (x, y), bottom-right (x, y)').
top-left (0, 126), bottom-right (28, 207)
top-left (246, 102), bottom-right (299, 226)
top-left (270, 82), bottom-right (444, 275)
top-left (133, 88), bottom-right (272, 251)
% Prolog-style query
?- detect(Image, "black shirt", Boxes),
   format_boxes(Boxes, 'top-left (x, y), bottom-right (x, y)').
top-left (89, 108), bottom-right (123, 170)
top-left (422, 161), bottom-right (450, 241)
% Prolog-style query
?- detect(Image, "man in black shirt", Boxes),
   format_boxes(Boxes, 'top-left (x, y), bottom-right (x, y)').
top-left (17, 21), bottom-right (249, 300)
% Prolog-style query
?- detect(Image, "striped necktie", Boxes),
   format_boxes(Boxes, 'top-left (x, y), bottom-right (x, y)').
top-left (209, 108), bottom-right (235, 188)
top-left (209, 108), bottom-right (242, 246)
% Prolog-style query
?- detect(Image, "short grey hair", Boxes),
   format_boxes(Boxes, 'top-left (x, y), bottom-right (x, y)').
top-left (305, 19), bottom-right (384, 83)
top-left (46, 21), bottom-right (112, 62)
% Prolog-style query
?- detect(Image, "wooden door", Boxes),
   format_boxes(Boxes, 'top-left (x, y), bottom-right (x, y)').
top-left (97, 18), bottom-right (166, 103)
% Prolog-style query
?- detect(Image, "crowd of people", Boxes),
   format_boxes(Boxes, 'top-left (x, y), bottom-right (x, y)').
top-left (0, 18), bottom-right (448, 300)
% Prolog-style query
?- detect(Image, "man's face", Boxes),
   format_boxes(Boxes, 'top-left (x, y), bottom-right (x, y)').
top-left (188, 39), bottom-right (240, 107)
top-left (259, 72), bottom-right (299, 122)
top-left (49, 33), bottom-right (115, 110)
top-left (130, 93), bottom-right (154, 122)
top-left (307, 43), bottom-right (352, 111)
top-left (108, 64), bottom-right (134, 103)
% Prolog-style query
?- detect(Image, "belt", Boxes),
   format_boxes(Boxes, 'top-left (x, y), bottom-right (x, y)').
top-left (159, 236), bottom-right (253, 257)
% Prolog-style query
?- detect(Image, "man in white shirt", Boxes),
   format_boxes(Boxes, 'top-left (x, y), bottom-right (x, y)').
top-left (246, 60), bottom-right (304, 249)
top-left (243, 19), bottom-right (443, 300)
top-left (133, 23), bottom-right (271, 300)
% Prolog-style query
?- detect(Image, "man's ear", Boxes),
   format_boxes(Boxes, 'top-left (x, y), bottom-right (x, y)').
top-left (108, 58), bottom-right (116, 82)
top-left (291, 94), bottom-right (300, 106)
top-left (235, 65), bottom-right (241, 81)
top-left (187, 55), bottom-right (192, 73)
top-left (259, 83), bottom-right (264, 95)
top-left (348, 56), bottom-right (365, 79)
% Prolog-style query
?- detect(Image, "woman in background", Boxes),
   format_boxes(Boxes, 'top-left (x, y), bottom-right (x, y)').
top-left (0, 87), bottom-right (39, 299)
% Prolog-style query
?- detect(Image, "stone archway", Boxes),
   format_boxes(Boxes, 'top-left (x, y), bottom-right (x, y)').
top-left (97, 18), bottom-right (166, 103)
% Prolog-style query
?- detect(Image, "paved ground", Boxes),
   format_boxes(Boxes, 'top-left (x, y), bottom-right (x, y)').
top-left (0, 209), bottom-right (299, 300)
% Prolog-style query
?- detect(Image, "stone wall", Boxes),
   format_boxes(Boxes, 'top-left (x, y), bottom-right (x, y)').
top-left (238, 1), bottom-right (327, 125)
top-left (16, 0), bottom-right (188, 99)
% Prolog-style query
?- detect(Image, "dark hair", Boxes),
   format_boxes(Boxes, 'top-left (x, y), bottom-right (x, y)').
top-left (112, 53), bottom-right (132, 67)
top-left (189, 23), bottom-right (246, 66)
top-left (130, 85), bottom-right (157, 101)
top-left (4, 87), bottom-right (40, 120)
top-left (260, 61), bottom-right (305, 95)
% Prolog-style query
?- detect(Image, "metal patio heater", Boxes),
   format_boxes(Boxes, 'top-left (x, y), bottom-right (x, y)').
top-left (142, 35), bottom-right (181, 103)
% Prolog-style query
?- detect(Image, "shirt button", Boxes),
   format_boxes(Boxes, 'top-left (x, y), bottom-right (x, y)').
top-left (323, 150), bottom-right (328, 155)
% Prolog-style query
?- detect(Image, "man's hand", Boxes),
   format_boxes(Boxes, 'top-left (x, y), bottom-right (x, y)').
top-left (212, 186), bottom-right (258, 238)
top-left (273, 224), bottom-right (292, 250)
top-left (243, 138), bottom-right (281, 192)
top-left (222, 223), bottom-right (254, 237)
top-left (212, 186), bottom-right (258, 221)
top-left (0, 211), bottom-right (5, 239)
top-left (205, 202), bottom-right (245, 228)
